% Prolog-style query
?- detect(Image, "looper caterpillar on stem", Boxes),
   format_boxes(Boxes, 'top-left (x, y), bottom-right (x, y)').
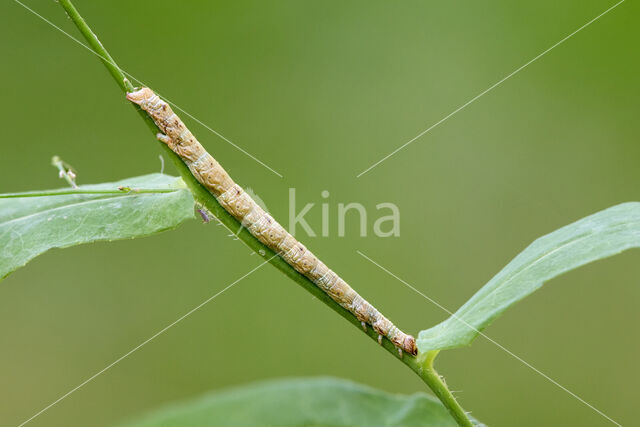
top-left (51, 1), bottom-right (473, 423)
top-left (126, 87), bottom-right (417, 356)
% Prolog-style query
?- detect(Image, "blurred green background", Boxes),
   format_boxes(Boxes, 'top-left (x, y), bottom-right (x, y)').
top-left (1, 0), bottom-right (638, 425)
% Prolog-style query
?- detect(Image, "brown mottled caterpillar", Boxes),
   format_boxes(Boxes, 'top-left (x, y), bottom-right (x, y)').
top-left (126, 88), bottom-right (417, 356)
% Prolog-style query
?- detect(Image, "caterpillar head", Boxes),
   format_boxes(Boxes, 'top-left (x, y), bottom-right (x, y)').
top-left (126, 87), bottom-right (157, 110)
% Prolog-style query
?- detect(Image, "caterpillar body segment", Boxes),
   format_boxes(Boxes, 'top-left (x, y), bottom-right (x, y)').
top-left (126, 88), bottom-right (417, 355)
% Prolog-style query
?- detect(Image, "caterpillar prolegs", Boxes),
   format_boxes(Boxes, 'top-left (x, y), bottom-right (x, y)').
top-left (126, 88), bottom-right (417, 356)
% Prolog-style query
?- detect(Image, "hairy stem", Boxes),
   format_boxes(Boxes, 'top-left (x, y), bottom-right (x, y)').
top-left (57, 1), bottom-right (473, 425)
top-left (419, 351), bottom-right (474, 426)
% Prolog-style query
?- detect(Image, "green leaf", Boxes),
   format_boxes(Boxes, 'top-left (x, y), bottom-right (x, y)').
top-left (417, 202), bottom-right (640, 353)
top-left (120, 377), bottom-right (471, 427)
top-left (0, 173), bottom-right (195, 280)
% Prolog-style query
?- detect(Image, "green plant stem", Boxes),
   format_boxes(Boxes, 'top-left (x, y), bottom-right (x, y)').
top-left (57, 1), bottom-right (474, 425)
top-left (419, 351), bottom-right (474, 426)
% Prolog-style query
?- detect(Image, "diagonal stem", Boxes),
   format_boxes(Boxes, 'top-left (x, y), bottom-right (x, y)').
top-left (419, 351), bottom-right (474, 427)
top-left (56, 1), bottom-right (474, 425)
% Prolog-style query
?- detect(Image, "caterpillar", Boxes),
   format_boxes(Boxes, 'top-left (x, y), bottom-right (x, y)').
top-left (126, 88), bottom-right (417, 356)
